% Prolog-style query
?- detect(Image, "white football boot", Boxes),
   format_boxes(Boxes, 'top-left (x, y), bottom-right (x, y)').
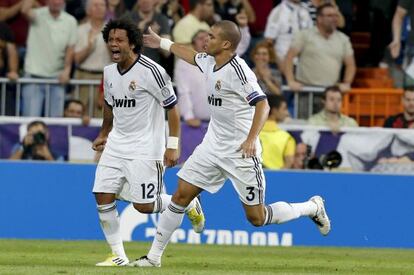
top-left (310, 195), bottom-right (331, 236)
top-left (128, 256), bottom-right (161, 268)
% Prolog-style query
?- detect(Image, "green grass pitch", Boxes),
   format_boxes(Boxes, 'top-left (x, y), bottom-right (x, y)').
top-left (0, 239), bottom-right (413, 274)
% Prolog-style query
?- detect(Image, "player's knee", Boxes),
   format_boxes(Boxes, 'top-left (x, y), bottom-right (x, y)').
top-left (246, 214), bottom-right (265, 227)
top-left (133, 203), bottom-right (153, 214)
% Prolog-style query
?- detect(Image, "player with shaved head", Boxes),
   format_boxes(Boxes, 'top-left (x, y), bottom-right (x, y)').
top-left (130, 20), bottom-right (331, 268)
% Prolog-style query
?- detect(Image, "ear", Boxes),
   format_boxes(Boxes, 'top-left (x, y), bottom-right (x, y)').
top-left (222, 40), bottom-right (232, 50)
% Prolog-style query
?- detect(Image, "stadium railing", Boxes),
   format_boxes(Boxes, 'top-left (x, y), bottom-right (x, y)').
top-left (0, 77), bottom-right (101, 117)
top-left (0, 78), bottom-right (326, 119)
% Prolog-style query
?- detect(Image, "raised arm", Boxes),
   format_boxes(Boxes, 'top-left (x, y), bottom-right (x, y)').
top-left (21, 0), bottom-right (36, 21)
top-left (144, 27), bottom-right (197, 65)
top-left (0, 0), bottom-right (24, 21)
top-left (389, 6), bottom-right (407, 59)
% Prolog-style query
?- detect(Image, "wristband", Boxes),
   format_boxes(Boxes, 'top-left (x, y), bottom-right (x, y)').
top-left (167, 136), bottom-right (179, 149)
top-left (160, 38), bottom-right (174, 52)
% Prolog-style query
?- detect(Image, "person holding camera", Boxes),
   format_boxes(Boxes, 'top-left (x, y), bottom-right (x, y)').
top-left (9, 120), bottom-right (57, 161)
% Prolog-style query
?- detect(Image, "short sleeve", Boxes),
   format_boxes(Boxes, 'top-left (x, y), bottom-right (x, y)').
top-left (291, 29), bottom-right (306, 52)
top-left (193, 52), bottom-right (213, 73)
top-left (231, 59), bottom-right (267, 106)
top-left (284, 136), bottom-right (296, 157)
top-left (142, 58), bottom-right (177, 109)
top-left (103, 69), bottom-right (113, 107)
top-left (343, 35), bottom-right (354, 57)
top-left (68, 17), bottom-right (78, 47)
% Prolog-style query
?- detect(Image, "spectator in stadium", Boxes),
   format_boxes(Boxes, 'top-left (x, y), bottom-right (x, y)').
top-left (302, 0), bottom-right (345, 28)
top-left (175, 30), bottom-right (210, 127)
top-left (74, 0), bottom-right (110, 118)
top-left (0, 0), bottom-right (45, 63)
top-left (308, 85), bottom-right (358, 129)
top-left (264, 0), bottom-right (313, 66)
top-left (105, 0), bottom-right (126, 21)
top-left (172, 0), bottom-right (214, 45)
top-left (214, 0), bottom-right (255, 24)
top-left (9, 120), bottom-right (63, 161)
top-left (251, 41), bottom-right (282, 95)
top-left (21, 0), bottom-right (77, 117)
top-left (63, 99), bottom-right (91, 125)
top-left (234, 10), bottom-right (251, 56)
top-left (292, 142), bottom-right (309, 169)
top-left (127, 0), bottom-right (171, 64)
top-left (0, 21), bottom-right (18, 81)
top-left (156, 0), bottom-right (184, 29)
top-left (284, 3), bottom-right (356, 92)
top-left (259, 95), bottom-right (295, 169)
top-left (383, 88), bottom-right (414, 128)
top-left (0, 22), bottom-right (19, 115)
top-left (389, 0), bottom-right (414, 84)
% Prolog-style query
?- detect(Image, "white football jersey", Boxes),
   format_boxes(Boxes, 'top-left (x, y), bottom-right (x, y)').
top-left (103, 55), bottom-right (177, 160)
top-left (194, 53), bottom-right (267, 157)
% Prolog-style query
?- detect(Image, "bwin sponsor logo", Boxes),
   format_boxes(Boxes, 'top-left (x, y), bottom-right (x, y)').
top-left (208, 95), bottom-right (222, 106)
top-left (112, 96), bottom-right (136, 108)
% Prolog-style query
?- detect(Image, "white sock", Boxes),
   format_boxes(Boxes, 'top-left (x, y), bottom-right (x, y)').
top-left (264, 200), bottom-right (317, 225)
top-left (97, 202), bottom-right (127, 259)
top-left (147, 201), bottom-right (185, 263)
top-left (153, 194), bottom-right (172, 213)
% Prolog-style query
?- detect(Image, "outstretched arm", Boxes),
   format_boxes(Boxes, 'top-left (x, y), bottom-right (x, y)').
top-left (144, 27), bottom-right (197, 65)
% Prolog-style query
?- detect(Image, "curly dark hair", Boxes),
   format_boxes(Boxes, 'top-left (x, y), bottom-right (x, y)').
top-left (102, 18), bottom-right (143, 54)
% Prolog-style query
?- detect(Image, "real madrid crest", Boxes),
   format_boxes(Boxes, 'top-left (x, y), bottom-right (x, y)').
top-left (128, 80), bottom-right (137, 92)
top-left (215, 80), bottom-right (221, 92)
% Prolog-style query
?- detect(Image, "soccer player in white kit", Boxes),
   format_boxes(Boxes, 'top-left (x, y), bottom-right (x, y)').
top-left (130, 20), bottom-right (331, 268)
top-left (91, 19), bottom-right (205, 267)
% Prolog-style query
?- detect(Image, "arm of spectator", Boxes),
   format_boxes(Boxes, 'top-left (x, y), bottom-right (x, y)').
top-left (283, 137), bottom-right (295, 169)
top-left (0, 0), bottom-right (24, 21)
top-left (284, 47), bottom-right (303, 92)
top-left (240, 0), bottom-right (256, 23)
top-left (21, 0), bottom-right (36, 21)
top-left (9, 146), bottom-right (24, 160)
top-left (330, 0), bottom-right (345, 28)
top-left (389, 6), bottom-right (407, 59)
top-left (6, 42), bottom-right (19, 81)
top-left (74, 29), bottom-right (99, 66)
top-left (59, 46), bottom-right (74, 84)
top-left (235, 12), bottom-right (251, 56)
top-left (340, 54), bottom-right (356, 92)
top-left (258, 67), bottom-right (281, 95)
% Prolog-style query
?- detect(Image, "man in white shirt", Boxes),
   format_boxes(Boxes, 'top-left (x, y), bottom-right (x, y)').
top-left (130, 20), bottom-right (331, 268)
top-left (91, 18), bottom-right (204, 267)
top-left (264, 0), bottom-right (312, 65)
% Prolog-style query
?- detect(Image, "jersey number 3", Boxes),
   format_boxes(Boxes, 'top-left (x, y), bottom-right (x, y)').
top-left (246, 187), bottom-right (255, 202)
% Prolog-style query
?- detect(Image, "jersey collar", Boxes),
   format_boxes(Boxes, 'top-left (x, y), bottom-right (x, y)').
top-left (117, 54), bottom-right (141, 76)
top-left (213, 54), bottom-right (237, 72)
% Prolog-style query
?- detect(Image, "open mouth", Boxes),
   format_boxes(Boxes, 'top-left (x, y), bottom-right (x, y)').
top-left (111, 50), bottom-right (121, 59)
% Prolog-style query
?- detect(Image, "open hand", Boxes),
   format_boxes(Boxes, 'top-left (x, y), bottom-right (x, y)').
top-left (238, 138), bottom-right (256, 158)
top-left (143, 26), bottom-right (162, 49)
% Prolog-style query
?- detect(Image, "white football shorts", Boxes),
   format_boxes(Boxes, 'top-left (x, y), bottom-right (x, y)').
top-left (177, 144), bottom-right (266, 205)
top-left (93, 151), bottom-right (164, 204)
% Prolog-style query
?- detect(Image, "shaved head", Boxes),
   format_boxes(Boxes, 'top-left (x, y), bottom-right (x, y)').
top-left (213, 20), bottom-right (241, 50)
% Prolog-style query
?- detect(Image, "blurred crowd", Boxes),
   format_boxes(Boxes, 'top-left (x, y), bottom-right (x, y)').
top-left (1, 0), bottom-right (414, 167)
